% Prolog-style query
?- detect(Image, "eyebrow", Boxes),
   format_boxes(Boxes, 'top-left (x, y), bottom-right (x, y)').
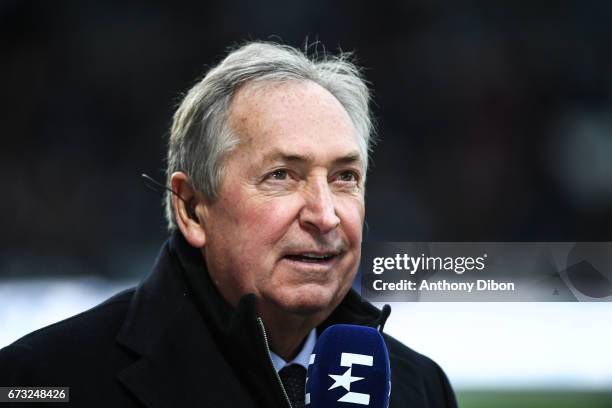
top-left (262, 151), bottom-right (363, 166)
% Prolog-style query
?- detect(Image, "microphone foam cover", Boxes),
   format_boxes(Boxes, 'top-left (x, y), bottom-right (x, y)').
top-left (306, 324), bottom-right (391, 408)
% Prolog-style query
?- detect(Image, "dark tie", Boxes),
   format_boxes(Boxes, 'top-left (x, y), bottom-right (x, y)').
top-left (279, 364), bottom-right (307, 408)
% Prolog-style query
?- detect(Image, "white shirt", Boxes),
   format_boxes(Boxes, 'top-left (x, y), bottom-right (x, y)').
top-left (269, 328), bottom-right (317, 372)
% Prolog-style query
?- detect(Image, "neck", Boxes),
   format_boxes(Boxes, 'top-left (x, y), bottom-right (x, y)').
top-left (258, 306), bottom-right (324, 361)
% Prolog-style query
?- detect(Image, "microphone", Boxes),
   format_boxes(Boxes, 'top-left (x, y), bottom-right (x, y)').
top-left (306, 324), bottom-right (391, 407)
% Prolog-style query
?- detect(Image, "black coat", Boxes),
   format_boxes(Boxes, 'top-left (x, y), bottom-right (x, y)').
top-left (0, 232), bottom-right (457, 407)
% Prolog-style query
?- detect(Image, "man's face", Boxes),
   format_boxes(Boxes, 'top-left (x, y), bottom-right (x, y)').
top-left (200, 80), bottom-right (365, 319)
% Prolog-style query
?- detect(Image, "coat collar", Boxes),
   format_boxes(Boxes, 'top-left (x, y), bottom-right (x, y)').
top-left (116, 231), bottom-right (389, 407)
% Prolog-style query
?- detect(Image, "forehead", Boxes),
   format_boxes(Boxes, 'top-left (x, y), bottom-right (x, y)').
top-left (227, 80), bottom-right (361, 165)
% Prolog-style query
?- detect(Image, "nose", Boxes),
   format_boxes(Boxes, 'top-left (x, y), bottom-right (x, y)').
top-left (299, 178), bottom-right (341, 234)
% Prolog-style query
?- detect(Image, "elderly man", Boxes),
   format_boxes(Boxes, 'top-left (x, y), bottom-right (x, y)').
top-left (0, 42), bottom-right (456, 407)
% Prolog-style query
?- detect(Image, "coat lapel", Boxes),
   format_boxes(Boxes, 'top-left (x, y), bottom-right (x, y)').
top-left (115, 240), bottom-right (257, 408)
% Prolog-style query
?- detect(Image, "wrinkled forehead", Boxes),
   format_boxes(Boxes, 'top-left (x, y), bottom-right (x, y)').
top-left (227, 79), bottom-right (363, 168)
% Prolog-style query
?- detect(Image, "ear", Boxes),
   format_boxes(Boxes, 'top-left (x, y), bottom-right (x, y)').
top-left (170, 172), bottom-right (207, 248)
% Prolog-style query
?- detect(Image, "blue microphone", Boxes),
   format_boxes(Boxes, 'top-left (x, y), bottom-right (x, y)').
top-left (305, 324), bottom-right (391, 407)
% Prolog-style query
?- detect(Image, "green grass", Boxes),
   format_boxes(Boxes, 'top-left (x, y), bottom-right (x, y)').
top-left (456, 390), bottom-right (612, 408)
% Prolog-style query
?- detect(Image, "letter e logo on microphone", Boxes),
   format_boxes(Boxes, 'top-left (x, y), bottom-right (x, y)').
top-left (327, 352), bottom-right (373, 405)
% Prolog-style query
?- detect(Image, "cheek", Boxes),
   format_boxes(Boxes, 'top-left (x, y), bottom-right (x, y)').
top-left (228, 195), bottom-right (303, 253)
top-left (337, 197), bottom-right (365, 244)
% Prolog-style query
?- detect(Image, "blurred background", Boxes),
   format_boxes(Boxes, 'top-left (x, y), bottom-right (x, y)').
top-left (1, 1), bottom-right (612, 406)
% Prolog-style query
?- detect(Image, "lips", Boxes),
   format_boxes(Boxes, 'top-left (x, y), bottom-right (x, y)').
top-left (285, 253), bottom-right (337, 263)
top-left (282, 249), bottom-right (341, 265)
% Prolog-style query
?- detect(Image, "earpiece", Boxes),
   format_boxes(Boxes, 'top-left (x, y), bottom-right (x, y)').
top-left (141, 173), bottom-right (199, 223)
top-left (187, 203), bottom-right (198, 222)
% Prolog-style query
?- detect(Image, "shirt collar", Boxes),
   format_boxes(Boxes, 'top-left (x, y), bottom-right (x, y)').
top-left (269, 328), bottom-right (317, 372)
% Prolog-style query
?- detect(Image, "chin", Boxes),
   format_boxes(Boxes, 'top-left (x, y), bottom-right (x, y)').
top-left (271, 284), bottom-right (346, 316)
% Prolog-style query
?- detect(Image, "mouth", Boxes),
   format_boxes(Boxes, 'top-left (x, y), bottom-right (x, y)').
top-left (283, 251), bottom-right (340, 265)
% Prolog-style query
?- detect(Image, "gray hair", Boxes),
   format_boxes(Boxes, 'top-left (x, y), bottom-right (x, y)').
top-left (165, 41), bottom-right (375, 230)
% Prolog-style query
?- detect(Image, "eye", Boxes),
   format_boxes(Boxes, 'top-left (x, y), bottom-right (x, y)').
top-left (336, 170), bottom-right (359, 182)
top-left (268, 169), bottom-right (288, 180)
top-left (259, 168), bottom-right (298, 192)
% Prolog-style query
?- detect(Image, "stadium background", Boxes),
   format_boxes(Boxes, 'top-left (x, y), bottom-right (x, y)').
top-left (2, 1), bottom-right (611, 406)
